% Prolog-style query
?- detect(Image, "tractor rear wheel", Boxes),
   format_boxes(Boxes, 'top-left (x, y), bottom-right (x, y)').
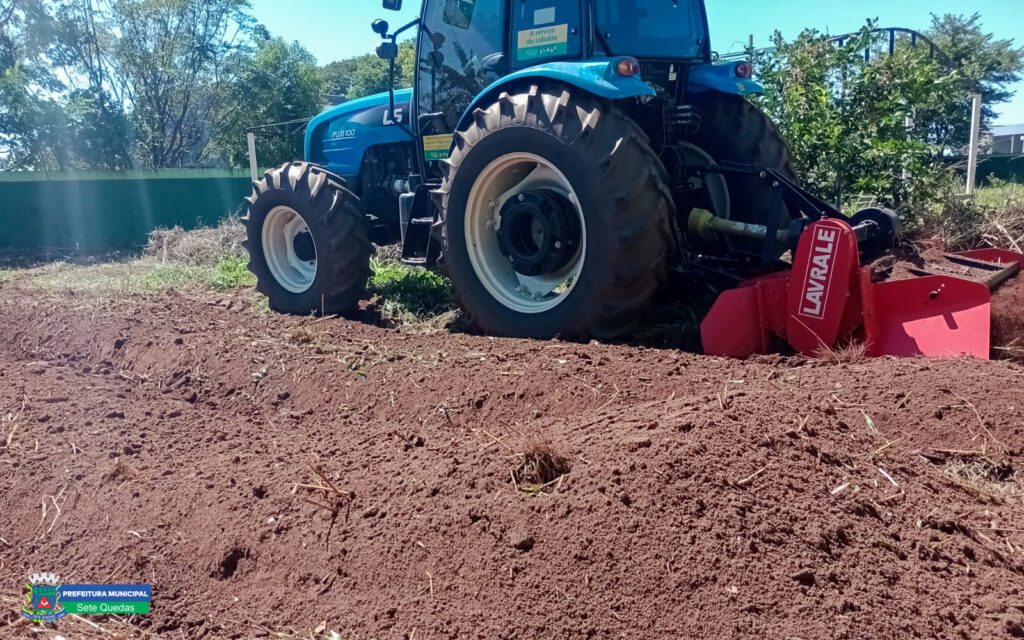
top-left (437, 84), bottom-right (674, 340)
top-left (243, 162), bottom-right (371, 315)
top-left (686, 93), bottom-right (798, 239)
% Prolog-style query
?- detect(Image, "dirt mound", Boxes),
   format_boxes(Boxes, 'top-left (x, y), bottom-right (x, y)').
top-left (1, 291), bottom-right (1023, 639)
top-left (992, 275), bottom-right (1024, 361)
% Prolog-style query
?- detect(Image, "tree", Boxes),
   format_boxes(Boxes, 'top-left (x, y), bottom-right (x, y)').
top-left (925, 13), bottom-right (1024, 151)
top-left (0, 0), bottom-right (74, 170)
top-left (754, 25), bottom-right (958, 211)
top-left (106, 0), bottom-right (255, 168)
top-left (327, 40), bottom-right (415, 101)
top-left (1, 0), bottom-right (262, 170)
top-left (319, 58), bottom-right (358, 99)
top-left (212, 36), bottom-right (324, 168)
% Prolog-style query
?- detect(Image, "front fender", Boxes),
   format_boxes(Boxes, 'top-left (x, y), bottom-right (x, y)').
top-left (688, 62), bottom-right (763, 96)
top-left (456, 59), bottom-right (655, 133)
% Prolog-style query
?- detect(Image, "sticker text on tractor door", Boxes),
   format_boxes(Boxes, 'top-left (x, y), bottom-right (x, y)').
top-left (799, 226), bottom-right (839, 319)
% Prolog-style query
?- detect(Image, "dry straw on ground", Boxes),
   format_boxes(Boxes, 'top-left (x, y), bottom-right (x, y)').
top-left (510, 434), bottom-right (571, 493)
top-left (145, 216), bottom-right (246, 265)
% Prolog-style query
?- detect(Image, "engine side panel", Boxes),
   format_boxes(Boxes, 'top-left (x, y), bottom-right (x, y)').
top-left (304, 88), bottom-right (416, 181)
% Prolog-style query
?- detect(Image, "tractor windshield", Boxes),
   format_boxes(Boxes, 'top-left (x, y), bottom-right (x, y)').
top-left (593, 0), bottom-right (706, 59)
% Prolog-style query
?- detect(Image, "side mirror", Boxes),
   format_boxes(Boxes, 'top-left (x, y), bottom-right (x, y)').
top-left (376, 42), bottom-right (398, 60)
top-left (382, 0), bottom-right (402, 10)
top-left (371, 19), bottom-right (389, 36)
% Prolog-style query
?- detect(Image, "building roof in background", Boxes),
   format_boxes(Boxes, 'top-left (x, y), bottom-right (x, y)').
top-left (992, 124), bottom-right (1024, 138)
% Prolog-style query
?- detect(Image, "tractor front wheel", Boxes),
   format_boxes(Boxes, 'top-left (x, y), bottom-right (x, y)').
top-left (243, 162), bottom-right (372, 315)
top-left (437, 85), bottom-right (674, 340)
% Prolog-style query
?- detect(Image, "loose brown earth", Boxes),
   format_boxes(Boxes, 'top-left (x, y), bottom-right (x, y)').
top-left (2, 284), bottom-right (1024, 640)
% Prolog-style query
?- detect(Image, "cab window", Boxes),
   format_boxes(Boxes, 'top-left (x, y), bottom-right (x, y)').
top-left (417, 0), bottom-right (506, 134)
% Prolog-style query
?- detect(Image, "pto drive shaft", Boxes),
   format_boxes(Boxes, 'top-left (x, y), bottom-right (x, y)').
top-left (687, 208), bottom-right (789, 245)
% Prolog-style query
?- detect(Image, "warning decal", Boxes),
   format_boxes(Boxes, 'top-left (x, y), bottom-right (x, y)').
top-left (423, 133), bottom-right (454, 161)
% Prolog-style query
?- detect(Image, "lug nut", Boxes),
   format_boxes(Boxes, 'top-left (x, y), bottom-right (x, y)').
top-left (554, 241), bottom-right (562, 249)
top-left (517, 193), bottom-right (525, 202)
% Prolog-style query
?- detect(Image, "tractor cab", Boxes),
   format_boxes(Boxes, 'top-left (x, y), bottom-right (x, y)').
top-left (374, 0), bottom-right (734, 183)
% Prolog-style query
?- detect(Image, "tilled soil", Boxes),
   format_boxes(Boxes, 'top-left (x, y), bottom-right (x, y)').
top-left (1, 289), bottom-right (1024, 639)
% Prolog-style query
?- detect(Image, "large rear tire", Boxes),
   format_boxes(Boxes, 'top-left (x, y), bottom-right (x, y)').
top-left (436, 84), bottom-right (674, 340)
top-left (243, 162), bottom-right (371, 315)
top-left (686, 93), bottom-right (798, 234)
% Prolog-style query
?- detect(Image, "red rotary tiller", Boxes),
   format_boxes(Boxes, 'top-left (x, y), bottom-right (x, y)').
top-left (688, 167), bottom-right (1024, 360)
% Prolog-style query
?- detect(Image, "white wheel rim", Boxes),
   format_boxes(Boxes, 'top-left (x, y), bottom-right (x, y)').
top-left (465, 152), bottom-right (586, 314)
top-left (262, 205), bottom-right (318, 293)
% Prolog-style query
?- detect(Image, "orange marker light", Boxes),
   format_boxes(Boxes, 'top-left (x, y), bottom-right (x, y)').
top-left (616, 57), bottom-right (640, 77)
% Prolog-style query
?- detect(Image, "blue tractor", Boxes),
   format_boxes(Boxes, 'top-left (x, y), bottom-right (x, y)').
top-left (242, 0), bottom-right (898, 341)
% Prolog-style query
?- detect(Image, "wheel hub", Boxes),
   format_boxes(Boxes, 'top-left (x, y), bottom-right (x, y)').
top-left (293, 231), bottom-right (316, 262)
top-left (495, 189), bottom-right (580, 277)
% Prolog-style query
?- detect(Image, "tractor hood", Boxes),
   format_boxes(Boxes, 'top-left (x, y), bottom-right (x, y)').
top-left (304, 88), bottom-right (414, 177)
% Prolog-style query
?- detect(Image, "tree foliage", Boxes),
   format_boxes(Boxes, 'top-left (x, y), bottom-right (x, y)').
top-left (214, 35), bottom-right (324, 168)
top-left (0, 0), bottom-right (324, 170)
top-left (753, 16), bottom-right (1023, 213)
top-left (924, 12), bottom-right (1024, 153)
top-left (323, 40), bottom-right (415, 101)
top-left (3, 3), bottom-right (1020, 185)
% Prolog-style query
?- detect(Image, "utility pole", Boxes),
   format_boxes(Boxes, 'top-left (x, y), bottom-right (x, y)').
top-left (966, 93), bottom-right (982, 196)
top-left (247, 132), bottom-right (258, 182)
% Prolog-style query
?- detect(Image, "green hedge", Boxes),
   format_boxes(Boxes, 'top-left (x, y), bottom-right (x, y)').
top-left (976, 155), bottom-right (1024, 184)
top-left (0, 170), bottom-right (253, 251)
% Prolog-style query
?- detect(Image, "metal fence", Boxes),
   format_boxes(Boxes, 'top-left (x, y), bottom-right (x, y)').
top-left (0, 170), bottom-right (252, 251)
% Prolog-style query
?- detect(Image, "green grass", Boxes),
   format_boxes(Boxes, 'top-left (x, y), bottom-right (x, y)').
top-left (974, 180), bottom-right (1024, 210)
top-left (1, 217), bottom-right (256, 298)
top-left (211, 254), bottom-right (256, 290)
top-left (2, 255), bottom-right (255, 295)
top-left (2, 245), bottom-right (452, 329)
top-left (367, 257), bottom-right (455, 330)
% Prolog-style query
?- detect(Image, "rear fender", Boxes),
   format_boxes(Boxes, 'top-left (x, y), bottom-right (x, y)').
top-left (455, 59), bottom-right (655, 134)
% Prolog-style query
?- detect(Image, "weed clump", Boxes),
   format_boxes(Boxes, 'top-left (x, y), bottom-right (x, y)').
top-left (511, 435), bottom-right (571, 493)
top-left (367, 256), bottom-right (456, 332)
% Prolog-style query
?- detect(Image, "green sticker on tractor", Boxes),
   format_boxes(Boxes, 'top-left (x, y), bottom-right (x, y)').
top-left (423, 134), bottom-right (454, 161)
top-left (516, 24), bottom-right (568, 61)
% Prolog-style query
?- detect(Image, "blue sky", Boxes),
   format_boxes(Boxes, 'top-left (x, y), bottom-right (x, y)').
top-left (250, 0), bottom-right (1024, 124)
